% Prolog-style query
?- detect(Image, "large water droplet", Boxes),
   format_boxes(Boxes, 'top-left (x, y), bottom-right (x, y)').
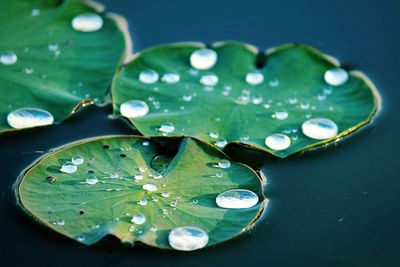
top-left (324, 68), bottom-right (349, 86)
top-left (7, 107), bottom-right (54, 129)
top-left (199, 74), bottom-right (218, 86)
top-left (246, 71), bottom-right (264, 85)
top-left (72, 156), bottom-right (84, 165)
top-left (143, 183), bottom-right (157, 192)
top-left (190, 48), bottom-right (217, 70)
top-left (131, 213), bottom-right (146, 225)
top-left (265, 134), bottom-right (291, 150)
top-left (216, 189), bottom-right (259, 209)
top-left (120, 100), bottom-right (149, 118)
top-left (1, 52), bottom-right (17, 65)
top-left (71, 13), bottom-right (103, 32)
top-left (301, 118), bottom-right (338, 140)
top-left (218, 159), bottom-right (231, 169)
top-left (168, 226), bottom-right (209, 251)
top-left (60, 164), bottom-right (77, 174)
top-left (86, 175), bottom-right (99, 185)
top-left (161, 72), bottom-right (180, 84)
top-left (139, 70), bottom-right (159, 84)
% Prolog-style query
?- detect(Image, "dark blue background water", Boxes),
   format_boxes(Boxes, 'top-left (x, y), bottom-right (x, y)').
top-left (1, 0), bottom-right (399, 266)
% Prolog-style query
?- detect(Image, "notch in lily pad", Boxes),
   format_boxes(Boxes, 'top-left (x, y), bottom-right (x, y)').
top-left (15, 136), bottom-right (267, 250)
top-left (112, 41), bottom-right (381, 158)
top-left (0, 0), bottom-right (131, 132)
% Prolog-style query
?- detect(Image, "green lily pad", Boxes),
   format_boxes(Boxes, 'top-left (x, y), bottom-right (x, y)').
top-left (15, 136), bottom-right (266, 250)
top-left (111, 41), bottom-right (381, 158)
top-left (0, 0), bottom-right (129, 132)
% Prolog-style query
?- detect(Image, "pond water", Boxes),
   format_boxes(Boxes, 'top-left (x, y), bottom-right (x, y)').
top-left (1, 0), bottom-right (399, 266)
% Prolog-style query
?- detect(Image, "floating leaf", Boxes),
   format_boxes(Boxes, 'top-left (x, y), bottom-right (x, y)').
top-left (112, 41), bottom-right (381, 157)
top-left (15, 136), bottom-right (266, 250)
top-left (0, 0), bottom-right (129, 132)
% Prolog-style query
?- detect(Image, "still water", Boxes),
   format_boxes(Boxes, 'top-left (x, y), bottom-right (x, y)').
top-left (0, 0), bottom-right (399, 266)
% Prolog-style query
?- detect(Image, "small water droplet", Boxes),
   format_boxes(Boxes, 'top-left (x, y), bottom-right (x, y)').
top-left (1, 52), bottom-right (17, 65)
top-left (182, 94), bottom-right (193, 102)
top-left (138, 199), bottom-right (148, 206)
top-left (85, 175), bottom-right (98, 185)
top-left (31, 8), bottom-right (40, 16)
top-left (134, 174), bottom-right (144, 180)
top-left (139, 69), bottom-right (159, 84)
top-left (252, 95), bottom-right (263, 105)
top-left (324, 68), bottom-right (349, 86)
top-left (216, 189), bottom-right (259, 209)
top-left (301, 118), bottom-right (338, 140)
top-left (158, 123), bottom-right (175, 133)
top-left (216, 172), bottom-right (223, 178)
top-left (47, 176), bottom-right (56, 184)
top-left (300, 102), bottom-right (310, 110)
top-left (199, 74), bottom-right (218, 86)
top-left (265, 134), bottom-right (291, 150)
top-left (60, 164), bottom-right (77, 174)
top-left (209, 132), bottom-right (219, 139)
top-left (161, 72), bottom-right (180, 84)
top-left (129, 225), bottom-right (136, 232)
top-left (24, 67), bottom-right (34, 75)
top-left (269, 79), bottom-right (279, 87)
top-left (109, 171), bottom-right (119, 179)
top-left (131, 213), bottom-right (146, 225)
top-left (218, 159), bottom-right (231, 169)
top-left (288, 97), bottom-right (298, 104)
top-left (56, 219), bottom-right (65, 226)
top-left (161, 192), bottom-right (170, 198)
top-left (215, 139), bottom-right (227, 148)
top-left (190, 48), bottom-right (217, 70)
top-left (192, 199), bottom-right (199, 205)
top-left (168, 226), bottom-right (209, 251)
top-left (72, 13), bottom-right (103, 32)
top-left (143, 183), bottom-right (157, 192)
top-left (274, 110), bottom-right (289, 120)
top-left (71, 156), bottom-right (84, 165)
top-left (120, 100), bottom-right (149, 118)
top-left (142, 141), bottom-right (150, 146)
top-left (76, 235), bottom-right (85, 242)
top-left (246, 71), bottom-right (264, 85)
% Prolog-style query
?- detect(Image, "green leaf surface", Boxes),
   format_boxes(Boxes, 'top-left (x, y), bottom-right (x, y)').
top-left (112, 41), bottom-right (380, 158)
top-left (0, 0), bottom-right (128, 132)
top-left (16, 136), bottom-right (266, 249)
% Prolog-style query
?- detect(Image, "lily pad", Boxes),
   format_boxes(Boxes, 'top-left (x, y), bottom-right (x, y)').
top-left (0, 0), bottom-right (129, 132)
top-left (15, 136), bottom-right (266, 250)
top-left (112, 41), bottom-right (381, 158)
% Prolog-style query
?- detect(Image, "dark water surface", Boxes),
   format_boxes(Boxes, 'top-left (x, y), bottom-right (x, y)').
top-left (1, 0), bottom-right (400, 266)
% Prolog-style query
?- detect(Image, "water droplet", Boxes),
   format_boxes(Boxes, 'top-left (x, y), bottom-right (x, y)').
top-left (161, 192), bottom-right (170, 198)
top-left (209, 132), bottom-right (219, 139)
top-left (129, 225), bottom-right (136, 232)
top-left (109, 171), bottom-right (119, 179)
top-left (7, 107), bottom-right (54, 129)
top-left (143, 183), bottom-right (157, 192)
top-left (252, 95), bottom-right (263, 105)
top-left (324, 68), bottom-right (349, 86)
top-left (120, 100), bottom-right (149, 118)
top-left (31, 8), bottom-right (40, 16)
top-left (24, 67), bottom-right (34, 75)
top-left (76, 235), bottom-right (85, 242)
top-left (168, 226), bottom-right (209, 251)
top-left (182, 94), bottom-right (193, 102)
top-left (134, 174), bottom-right (143, 181)
top-left (60, 164), bottom-right (77, 174)
top-left (192, 199), bottom-right (199, 205)
top-left (246, 71), bottom-right (264, 85)
top-left (274, 110), bottom-right (289, 120)
top-left (138, 199), bottom-right (148, 206)
top-left (190, 48), bottom-right (217, 70)
top-left (71, 13), bottom-right (103, 32)
top-left (158, 123), bottom-right (175, 133)
top-left (216, 189), bottom-right (259, 209)
top-left (71, 156), bottom-right (84, 165)
top-left (86, 175), bottom-right (98, 185)
top-left (150, 226), bottom-right (158, 232)
top-left (216, 172), bottom-right (223, 178)
top-left (142, 141), bottom-right (150, 146)
top-left (139, 69), bottom-right (159, 84)
top-left (269, 79), bottom-right (279, 87)
top-left (56, 219), bottom-right (65, 226)
top-left (301, 118), bottom-right (338, 140)
top-left (218, 159), bottom-right (231, 169)
top-left (47, 176), bottom-right (56, 184)
top-left (1, 52), bottom-right (17, 65)
top-left (288, 97), bottom-right (298, 104)
top-left (199, 74), bottom-right (218, 86)
top-left (161, 72), bottom-right (180, 84)
top-left (215, 139), bottom-right (227, 148)
top-left (131, 213), bottom-right (146, 225)
top-left (265, 134), bottom-right (291, 150)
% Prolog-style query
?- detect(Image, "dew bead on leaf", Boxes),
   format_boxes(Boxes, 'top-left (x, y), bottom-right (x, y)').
top-left (16, 137), bottom-right (266, 249)
top-left (111, 41), bottom-right (380, 158)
